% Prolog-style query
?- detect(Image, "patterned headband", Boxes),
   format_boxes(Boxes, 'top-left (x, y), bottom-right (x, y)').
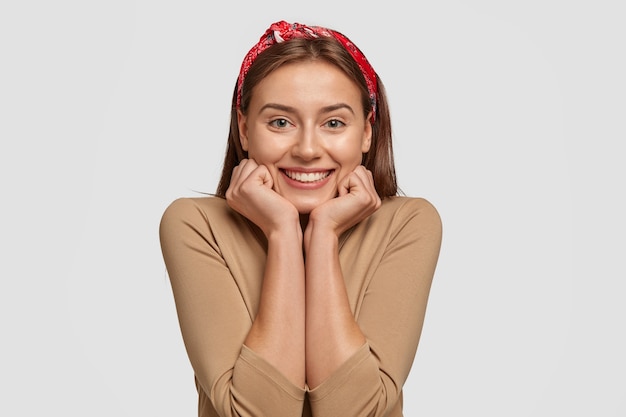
top-left (236, 20), bottom-right (378, 122)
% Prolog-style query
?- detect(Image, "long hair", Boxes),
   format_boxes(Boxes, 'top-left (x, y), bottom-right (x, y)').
top-left (215, 37), bottom-right (398, 198)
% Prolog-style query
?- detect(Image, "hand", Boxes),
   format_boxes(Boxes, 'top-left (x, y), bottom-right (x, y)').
top-left (306, 165), bottom-right (381, 238)
top-left (225, 159), bottom-right (299, 237)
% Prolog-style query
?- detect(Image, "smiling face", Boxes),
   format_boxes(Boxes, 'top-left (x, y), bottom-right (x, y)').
top-left (237, 60), bottom-right (372, 214)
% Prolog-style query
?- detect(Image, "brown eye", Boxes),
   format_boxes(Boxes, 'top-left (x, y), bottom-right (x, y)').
top-left (325, 119), bottom-right (345, 129)
top-left (269, 118), bottom-right (290, 128)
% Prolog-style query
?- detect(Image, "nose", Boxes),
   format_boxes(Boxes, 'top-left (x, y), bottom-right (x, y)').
top-left (291, 125), bottom-right (322, 161)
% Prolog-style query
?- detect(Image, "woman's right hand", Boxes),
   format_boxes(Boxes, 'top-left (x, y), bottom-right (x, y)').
top-left (225, 159), bottom-right (299, 237)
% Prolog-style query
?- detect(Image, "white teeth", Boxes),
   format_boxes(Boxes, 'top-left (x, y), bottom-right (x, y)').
top-left (284, 170), bottom-right (330, 183)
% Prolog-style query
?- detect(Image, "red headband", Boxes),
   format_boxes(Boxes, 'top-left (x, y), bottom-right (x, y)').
top-left (236, 21), bottom-right (378, 122)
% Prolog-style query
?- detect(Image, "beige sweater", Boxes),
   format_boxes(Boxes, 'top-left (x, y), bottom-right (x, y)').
top-left (159, 196), bottom-right (442, 417)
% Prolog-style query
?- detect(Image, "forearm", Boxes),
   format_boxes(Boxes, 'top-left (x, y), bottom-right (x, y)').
top-left (304, 224), bottom-right (366, 388)
top-left (244, 222), bottom-right (306, 388)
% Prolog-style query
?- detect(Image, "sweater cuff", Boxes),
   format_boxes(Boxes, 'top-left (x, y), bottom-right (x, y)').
top-left (307, 342), bottom-right (376, 401)
top-left (237, 344), bottom-right (306, 401)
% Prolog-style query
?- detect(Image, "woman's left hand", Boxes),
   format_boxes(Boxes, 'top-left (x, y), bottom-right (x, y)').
top-left (307, 165), bottom-right (381, 239)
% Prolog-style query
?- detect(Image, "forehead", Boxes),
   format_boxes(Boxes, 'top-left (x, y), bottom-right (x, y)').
top-left (250, 60), bottom-right (363, 111)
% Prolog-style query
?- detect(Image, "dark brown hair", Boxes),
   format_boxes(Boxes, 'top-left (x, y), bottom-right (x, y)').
top-left (215, 37), bottom-right (398, 198)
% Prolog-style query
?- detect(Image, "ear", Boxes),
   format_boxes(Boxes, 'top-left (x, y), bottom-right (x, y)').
top-left (237, 109), bottom-right (249, 151)
top-left (361, 112), bottom-right (373, 153)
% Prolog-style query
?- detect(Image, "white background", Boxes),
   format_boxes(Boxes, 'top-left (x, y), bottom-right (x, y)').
top-left (1, 0), bottom-right (624, 415)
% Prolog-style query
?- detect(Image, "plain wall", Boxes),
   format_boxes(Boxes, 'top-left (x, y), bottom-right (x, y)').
top-left (1, 0), bottom-right (624, 415)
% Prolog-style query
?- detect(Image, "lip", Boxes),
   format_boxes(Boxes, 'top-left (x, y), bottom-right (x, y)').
top-left (279, 168), bottom-right (335, 190)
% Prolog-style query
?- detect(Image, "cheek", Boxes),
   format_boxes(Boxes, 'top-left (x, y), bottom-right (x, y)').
top-left (247, 137), bottom-right (284, 163)
top-left (333, 141), bottom-right (366, 166)
top-left (248, 144), bottom-right (269, 162)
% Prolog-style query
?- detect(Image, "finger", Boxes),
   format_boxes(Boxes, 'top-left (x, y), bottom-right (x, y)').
top-left (353, 167), bottom-right (378, 195)
top-left (363, 170), bottom-right (382, 208)
top-left (252, 164), bottom-right (274, 189)
top-left (229, 159), bottom-right (248, 187)
top-left (338, 169), bottom-right (366, 197)
top-left (349, 167), bottom-right (381, 208)
top-left (364, 170), bottom-right (380, 204)
top-left (230, 158), bottom-right (254, 181)
top-left (351, 166), bottom-right (371, 187)
top-left (232, 159), bottom-right (261, 189)
top-left (237, 158), bottom-right (259, 180)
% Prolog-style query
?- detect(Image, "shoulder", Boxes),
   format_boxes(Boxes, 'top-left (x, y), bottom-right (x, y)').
top-left (159, 196), bottom-right (234, 239)
top-left (160, 196), bottom-right (229, 223)
top-left (375, 196), bottom-right (442, 234)
top-left (379, 195), bottom-right (440, 215)
top-left (345, 196), bottom-right (442, 255)
top-left (340, 196), bottom-right (442, 281)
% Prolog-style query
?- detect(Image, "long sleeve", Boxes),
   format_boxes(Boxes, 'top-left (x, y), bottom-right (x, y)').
top-left (307, 197), bottom-right (442, 416)
top-left (159, 197), bottom-right (305, 417)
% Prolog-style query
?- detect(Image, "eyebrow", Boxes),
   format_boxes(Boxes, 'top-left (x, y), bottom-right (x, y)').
top-left (259, 102), bottom-right (355, 115)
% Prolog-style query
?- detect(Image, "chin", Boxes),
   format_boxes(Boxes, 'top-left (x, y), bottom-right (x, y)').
top-left (294, 203), bottom-right (317, 215)
top-left (291, 197), bottom-right (330, 215)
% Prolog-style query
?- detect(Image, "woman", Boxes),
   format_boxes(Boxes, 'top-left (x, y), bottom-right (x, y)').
top-left (160, 20), bottom-right (442, 417)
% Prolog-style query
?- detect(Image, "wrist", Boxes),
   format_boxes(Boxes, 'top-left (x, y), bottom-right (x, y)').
top-left (303, 219), bottom-right (339, 253)
top-left (266, 218), bottom-right (303, 244)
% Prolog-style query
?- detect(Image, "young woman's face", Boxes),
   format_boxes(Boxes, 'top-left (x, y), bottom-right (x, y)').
top-left (238, 60), bottom-right (372, 214)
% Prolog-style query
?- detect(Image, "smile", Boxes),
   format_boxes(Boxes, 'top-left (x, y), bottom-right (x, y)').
top-left (282, 169), bottom-right (333, 183)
